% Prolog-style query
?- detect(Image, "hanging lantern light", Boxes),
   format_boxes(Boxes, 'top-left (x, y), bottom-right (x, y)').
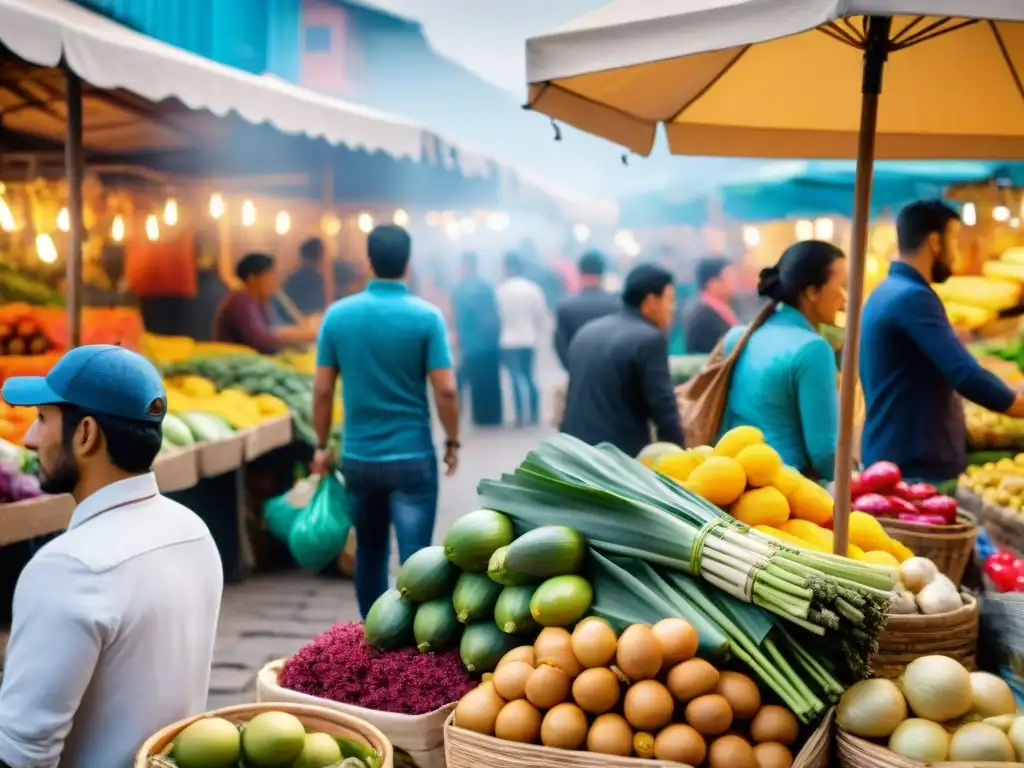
top-left (742, 225), bottom-right (761, 247)
top-left (241, 200), bottom-right (256, 227)
top-left (321, 213), bottom-right (342, 237)
top-left (794, 219), bottom-right (814, 240)
top-left (357, 213), bottom-right (374, 233)
top-left (393, 209), bottom-right (410, 227)
top-left (35, 234), bottom-right (58, 264)
top-left (275, 211), bottom-right (291, 235)
top-left (111, 215), bottom-right (125, 242)
top-left (57, 207), bottom-right (70, 233)
top-left (145, 215), bottom-right (160, 241)
top-left (962, 202), bottom-right (977, 226)
top-left (209, 193), bottom-right (225, 220)
top-left (0, 196), bottom-right (15, 232)
top-left (163, 198), bottom-right (179, 226)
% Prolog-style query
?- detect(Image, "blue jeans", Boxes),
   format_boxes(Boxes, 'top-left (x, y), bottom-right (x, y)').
top-left (342, 456), bottom-right (439, 618)
top-left (502, 347), bottom-right (539, 426)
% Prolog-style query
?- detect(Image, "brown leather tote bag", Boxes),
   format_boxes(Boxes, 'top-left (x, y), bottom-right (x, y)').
top-left (675, 301), bottom-right (776, 447)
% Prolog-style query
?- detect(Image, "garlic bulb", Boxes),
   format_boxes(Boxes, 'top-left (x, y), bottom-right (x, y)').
top-left (899, 557), bottom-right (938, 593)
top-left (915, 580), bottom-right (962, 615)
top-left (890, 590), bottom-right (918, 614)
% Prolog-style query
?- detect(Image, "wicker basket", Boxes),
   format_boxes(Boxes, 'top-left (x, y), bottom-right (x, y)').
top-left (836, 725), bottom-right (1024, 767)
top-left (870, 592), bottom-right (979, 680)
top-left (973, 498), bottom-right (1024, 556)
top-left (444, 707), bottom-right (833, 768)
top-left (134, 702), bottom-right (394, 768)
top-left (880, 513), bottom-right (978, 586)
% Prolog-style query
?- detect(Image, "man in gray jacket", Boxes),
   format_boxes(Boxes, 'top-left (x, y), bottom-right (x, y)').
top-left (560, 264), bottom-right (684, 457)
top-left (553, 251), bottom-right (621, 369)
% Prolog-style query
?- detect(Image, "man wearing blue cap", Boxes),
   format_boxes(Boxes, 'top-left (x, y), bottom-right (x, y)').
top-left (0, 346), bottom-right (223, 768)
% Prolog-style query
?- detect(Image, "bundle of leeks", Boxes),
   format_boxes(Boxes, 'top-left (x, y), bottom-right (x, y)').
top-left (477, 434), bottom-right (896, 680)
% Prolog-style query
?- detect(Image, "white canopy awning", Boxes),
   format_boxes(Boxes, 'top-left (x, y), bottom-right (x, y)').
top-left (0, 0), bottom-right (429, 160)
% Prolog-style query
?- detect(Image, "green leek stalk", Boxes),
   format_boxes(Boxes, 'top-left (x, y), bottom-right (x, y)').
top-left (477, 434), bottom-right (896, 679)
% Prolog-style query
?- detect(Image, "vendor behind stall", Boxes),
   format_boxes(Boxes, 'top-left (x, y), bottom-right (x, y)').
top-left (283, 237), bottom-right (327, 315)
top-left (213, 253), bottom-right (318, 353)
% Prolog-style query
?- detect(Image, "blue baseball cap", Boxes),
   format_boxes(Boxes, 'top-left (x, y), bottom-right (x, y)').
top-left (2, 345), bottom-right (167, 423)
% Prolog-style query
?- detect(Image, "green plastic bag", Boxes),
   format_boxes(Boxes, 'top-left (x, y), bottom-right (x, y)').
top-left (288, 472), bottom-right (351, 572)
top-left (263, 471), bottom-right (318, 543)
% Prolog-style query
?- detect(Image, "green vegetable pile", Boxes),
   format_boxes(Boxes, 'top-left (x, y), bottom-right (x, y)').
top-left (363, 514), bottom-right (595, 675)
top-left (162, 355), bottom-right (317, 445)
top-left (0, 264), bottom-right (63, 306)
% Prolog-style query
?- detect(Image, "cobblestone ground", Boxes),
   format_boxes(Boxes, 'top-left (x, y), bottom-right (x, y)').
top-left (208, 344), bottom-right (564, 709)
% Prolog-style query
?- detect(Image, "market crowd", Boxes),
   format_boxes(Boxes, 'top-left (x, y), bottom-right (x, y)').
top-left (4, 198), bottom-right (1024, 767)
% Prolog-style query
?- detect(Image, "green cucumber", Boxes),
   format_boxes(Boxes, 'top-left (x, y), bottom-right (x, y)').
top-left (452, 571), bottom-right (503, 624)
top-left (459, 621), bottom-right (517, 674)
top-left (443, 509), bottom-right (515, 572)
top-left (413, 597), bottom-right (460, 653)
top-left (530, 575), bottom-right (593, 628)
top-left (487, 546), bottom-right (535, 586)
top-left (363, 589), bottom-right (414, 650)
top-left (503, 526), bottom-right (586, 577)
top-left (396, 546), bottom-right (457, 602)
top-left (494, 585), bottom-right (537, 634)
top-left (162, 413), bottom-right (195, 446)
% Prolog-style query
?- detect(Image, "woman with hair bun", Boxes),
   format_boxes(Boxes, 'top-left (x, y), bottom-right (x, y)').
top-left (719, 240), bottom-right (848, 480)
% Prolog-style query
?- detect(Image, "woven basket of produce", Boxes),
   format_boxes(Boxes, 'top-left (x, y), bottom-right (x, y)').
top-left (879, 514), bottom-right (978, 586)
top-left (836, 726), bottom-right (1024, 768)
top-left (135, 702), bottom-right (393, 768)
top-left (870, 592), bottom-right (979, 679)
top-left (975, 501), bottom-right (1024, 556)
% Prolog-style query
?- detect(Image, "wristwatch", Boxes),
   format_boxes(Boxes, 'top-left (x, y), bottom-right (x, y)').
top-left (445, 439), bottom-right (461, 451)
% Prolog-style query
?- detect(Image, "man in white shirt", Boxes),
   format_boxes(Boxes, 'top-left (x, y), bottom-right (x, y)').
top-left (496, 252), bottom-right (549, 426)
top-left (0, 345), bottom-right (223, 768)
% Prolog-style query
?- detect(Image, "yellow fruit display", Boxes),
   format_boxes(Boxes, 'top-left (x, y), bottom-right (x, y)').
top-left (734, 444), bottom-right (782, 487)
top-left (785, 478), bottom-right (834, 526)
top-left (781, 520), bottom-right (834, 551)
top-left (847, 511), bottom-right (892, 553)
top-left (861, 550), bottom-right (900, 569)
top-left (887, 540), bottom-right (915, 562)
top-left (729, 487), bottom-right (789, 528)
top-left (684, 456), bottom-right (746, 506)
top-left (654, 451), bottom-right (704, 483)
top-left (754, 525), bottom-right (823, 551)
top-left (713, 426), bottom-right (765, 458)
top-left (770, 466), bottom-right (804, 497)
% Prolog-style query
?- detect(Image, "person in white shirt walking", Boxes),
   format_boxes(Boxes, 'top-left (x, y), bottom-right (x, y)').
top-left (0, 346), bottom-right (223, 768)
top-left (496, 252), bottom-right (549, 426)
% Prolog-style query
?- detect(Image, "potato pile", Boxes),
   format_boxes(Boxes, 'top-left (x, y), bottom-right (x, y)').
top-left (453, 617), bottom-right (802, 767)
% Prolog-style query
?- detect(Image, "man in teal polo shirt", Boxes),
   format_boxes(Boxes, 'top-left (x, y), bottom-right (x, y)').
top-left (311, 225), bottom-right (460, 617)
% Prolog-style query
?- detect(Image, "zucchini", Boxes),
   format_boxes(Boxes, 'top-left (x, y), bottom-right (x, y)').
top-left (494, 585), bottom-right (537, 634)
top-left (503, 526), bottom-right (586, 577)
top-left (363, 589), bottom-right (414, 650)
top-left (452, 571), bottom-right (503, 624)
top-left (530, 575), bottom-right (593, 628)
top-left (413, 597), bottom-right (461, 653)
top-left (460, 621), bottom-right (517, 674)
top-left (487, 546), bottom-right (535, 586)
top-left (396, 546), bottom-right (457, 602)
top-left (443, 509), bottom-right (515, 572)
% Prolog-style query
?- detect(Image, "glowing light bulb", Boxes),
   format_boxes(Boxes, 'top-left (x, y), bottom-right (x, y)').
top-left (209, 193), bottom-right (225, 220)
top-left (460, 217), bottom-right (476, 234)
top-left (0, 197), bottom-right (15, 232)
top-left (445, 220), bottom-right (461, 241)
top-left (962, 202), bottom-right (977, 226)
top-left (357, 213), bottom-right (374, 233)
top-left (994, 204), bottom-right (1011, 222)
top-left (275, 211), bottom-right (291, 235)
top-left (795, 219), bottom-right (814, 240)
top-left (613, 229), bottom-right (634, 249)
top-left (35, 234), bottom-right (57, 264)
top-left (742, 226), bottom-right (761, 247)
top-left (321, 213), bottom-right (341, 237)
top-left (393, 209), bottom-right (409, 227)
top-left (145, 214), bottom-right (160, 241)
top-left (814, 217), bottom-right (834, 241)
top-left (57, 207), bottom-right (70, 233)
top-left (486, 212), bottom-right (510, 231)
top-left (572, 224), bottom-right (590, 243)
top-left (241, 200), bottom-right (256, 227)
top-left (163, 198), bottom-right (178, 226)
top-left (111, 215), bottom-right (125, 242)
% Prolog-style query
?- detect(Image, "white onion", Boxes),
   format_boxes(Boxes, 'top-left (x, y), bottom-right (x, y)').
top-left (915, 580), bottom-right (962, 615)
top-left (899, 557), bottom-right (938, 593)
top-left (888, 718), bottom-right (950, 761)
top-left (1008, 716), bottom-right (1024, 760)
top-left (949, 722), bottom-right (1015, 761)
top-left (837, 678), bottom-right (908, 738)
top-left (900, 656), bottom-right (973, 722)
top-left (969, 672), bottom-right (1017, 718)
top-left (889, 590), bottom-right (917, 615)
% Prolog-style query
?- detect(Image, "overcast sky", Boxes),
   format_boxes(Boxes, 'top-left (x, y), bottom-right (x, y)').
top-left (354, 0), bottom-right (605, 94)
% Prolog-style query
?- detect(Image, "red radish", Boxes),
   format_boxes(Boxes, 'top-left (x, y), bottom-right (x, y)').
top-left (850, 471), bottom-right (868, 499)
top-left (891, 481), bottom-right (912, 500)
top-left (898, 513), bottom-right (947, 526)
top-left (905, 482), bottom-right (938, 501)
top-left (851, 493), bottom-right (894, 516)
top-left (918, 495), bottom-right (958, 524)
top-left (858, 461), bottom-right (902, 494)
top-left (887, 496), bottom-right (920, 516)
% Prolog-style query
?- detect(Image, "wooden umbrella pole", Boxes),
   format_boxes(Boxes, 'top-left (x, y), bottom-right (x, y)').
top-left (833, 16), bottom-right (892, 555)
top-left (64, 66), bottom-right (85, 349)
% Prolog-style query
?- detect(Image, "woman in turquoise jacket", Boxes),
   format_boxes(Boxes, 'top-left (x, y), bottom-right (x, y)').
top-left (720, 241), bottom-right (848, 481)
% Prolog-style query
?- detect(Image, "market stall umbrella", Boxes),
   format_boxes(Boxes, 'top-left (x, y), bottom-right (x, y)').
top-left (525, 1), bottom-right (1024, 553)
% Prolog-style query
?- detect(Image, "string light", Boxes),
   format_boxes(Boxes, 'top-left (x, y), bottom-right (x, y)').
top-left (444, 220), bottom-right (461, 241)
top-left (795, 219), bottom-right (814, 240)
top-left (572, 224), bottom-right (590, 243)
top-left (209, 193), bottom-right (225, 220)
top-left (145, 214), bottom-right (160, 241)
top-left (994, 204), bottom-right (1011, 223)
top-left (57, 207), bottom-right (70, 233)
top-left (814, 218), bottom-right (834, 241)
top-left (163, 198), bottom-right (179, 226)
top-left (0, 196), bottom-right (15, 232)
top-left (111, 215), bottom-right (125, 242)
top-left (275, 211), bottom-right (291, 235)
top-left (460, 217), bottom-right (476, 234)
top-left (742, 226), bottom-right (761, 247)
top-left (357, 213), bottom-right (374, 233)
top-left (321, 213), bottom-right (342, 237)
top-left (241, 200), bottom-right (256, 227)
top-left (393, 209), bottom-right (409, 227)
top-left (486, 212), bottom-right (510, 231)
top-left (962, 202), bottom-right (977, 226)
top-left (35, 234), bottom-right (57, 264)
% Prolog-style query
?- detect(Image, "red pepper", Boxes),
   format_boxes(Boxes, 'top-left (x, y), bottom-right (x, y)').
top-left (990, 550), bottom-right (1016, 566)
top-left (1014, 573), bottom-right (1024, 592)
top-left (986, 559), bottom-right (1017, 592)
top-left (1012, 558), bottom-right (1024, 576)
